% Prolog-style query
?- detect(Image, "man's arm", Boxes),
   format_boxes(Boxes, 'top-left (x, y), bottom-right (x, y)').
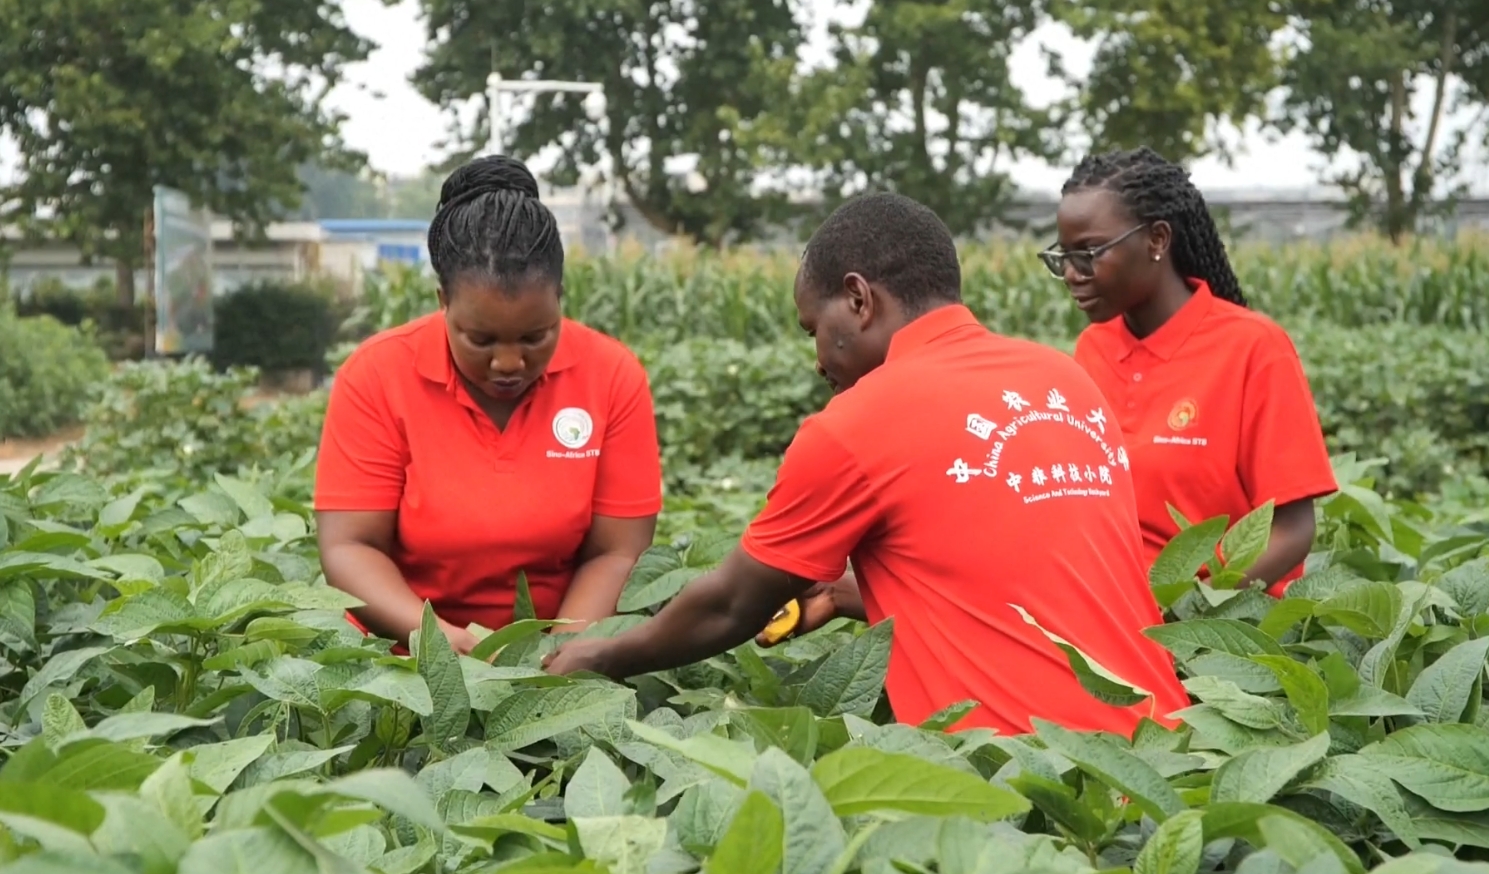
top-left (580, 548), bottom-right (817, 680)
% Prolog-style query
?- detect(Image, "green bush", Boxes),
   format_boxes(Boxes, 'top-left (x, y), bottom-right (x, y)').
top-left (638, 337), bottom-right (830, 482)
top-left (0, 451), bottom-right (1487, 871)
top-left (1292, 322), bottom-right (1489, 497)
top-left (11, 276), bottom-right (148, 360)
top-left (62, 356), bottom-right (326, 487)
top-left (0, 301), bottom-right (111, 439)
top-left (211, 280), bottom-right (339, 377)
top-left (636, 322), bottom-right (1487, 501)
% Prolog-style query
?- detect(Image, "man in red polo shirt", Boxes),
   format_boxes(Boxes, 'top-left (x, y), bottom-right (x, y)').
top-left (545, 192), bottom-right (1189, 736)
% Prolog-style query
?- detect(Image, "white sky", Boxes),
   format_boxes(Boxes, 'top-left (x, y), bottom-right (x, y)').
top-left (5, 0), bottom-right (1488, 199)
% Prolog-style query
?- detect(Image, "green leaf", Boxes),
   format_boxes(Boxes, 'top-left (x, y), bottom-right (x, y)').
top-left (784, 618), bottom-right (893, 719)
top-left (1329, 686), bottom-right (1424, 719)
top-left (748, 747), bottom-right (846, 874)
top-left (0, 781), bottom-right (106, 835)
top-left (617, 566), bottom-right (706, 612)
top-left (468, 618), bottom-right (568, 661)
top-left (415, 602), bottom-right (470, 751)
top-left (1150, 516), bottom-right (1228, 588)
top-left (0, 851), bottom-right (138, 873)
top-left (625, 720), bottom-right (758, 786)
top-left (565, 747), bottom-right (632, 819)
top-left (192, 529), bottom-right (255, 592)
top-left (1314, 581), bottom-right (1403, 639)
top-left (1145, 618), bottom-right (1287, 660)
top-left (1182, 677), bottom-right (1290, 731)
top-left (41, 695), bottom-right (86, 749)
top-left (1249, 655), bottom-right (1331, 736)
top-left (61, 712), bottom-right (219, 747)
top-left (704, 790), bottom-right (784, 874)
top-left (1359, 723), bottom-right (1489, 812)
top-left (325, 665), bottom-right (433, 716)
top-left (7, 738), bottom-right (163, 791)
top-left (1003, 771), bottom-right (1107, 844)
top-left (1134, 808), bottom-right (1205, 874)
top-left (97, 488), bottom-right (148, 530)
top-left (184, 735), bottom-right (275, 794)
top-left (1200, 802), bottom-right (1365, 874)
top-left (810, 746), bottom-right (1030, 820)
top-left (918, 700), bottom-right (980, 732)
top-left (321, 768), bottom-right (444, 831)
top-left (0, 579), bottom-right (38, 653)
top-left (486, 685), bottom-right (633, 751)
top-left (1209, 732), bottom-right (1331, 804)
top-left (1221, 500), bottom-right (1275, 575)
top-left (1009, 603), bottom-right (1153, 707)
top-left (1405, 636), bottom-right (1489, 724)
top-left (1032, 718), bottom-right (1187, 822)
top-left (139, 752), bottom-right (205, 840)
top-left (176, 823), bottom-right (320, 874)
top-left (214, 473), bottom-right (275, 520)
top-left (570, 815), bottom-right (668, 873)
top-left (1255, 814), bottom-right (1353, 873)
top-left (1436, 558), bottom-right (1489, 617)
top-left (513, 570), bottom-right (536, 621)
top-left (1302, 755), bottom-right (1420, 849)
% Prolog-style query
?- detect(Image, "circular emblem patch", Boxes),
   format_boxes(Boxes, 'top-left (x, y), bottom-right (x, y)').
top-left (1167, 398), bottom-right (1198, 431)
top-left (552, 407), bottom-right (594, 449)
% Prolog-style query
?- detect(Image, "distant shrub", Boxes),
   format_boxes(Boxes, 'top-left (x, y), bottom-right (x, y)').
top-left (0, 301), bottom-right (112, 439)
top-left (211, 280), bottom-right (339, 379)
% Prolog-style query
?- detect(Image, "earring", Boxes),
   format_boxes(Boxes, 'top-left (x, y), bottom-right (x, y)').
top-left (1153, 254), bottom-right (1161, 261)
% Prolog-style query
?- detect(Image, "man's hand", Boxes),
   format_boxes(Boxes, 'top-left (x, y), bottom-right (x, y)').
top-left (542, 636), bottom-right (617, 678)
top-left (754, 583), bottom-right (838, 647)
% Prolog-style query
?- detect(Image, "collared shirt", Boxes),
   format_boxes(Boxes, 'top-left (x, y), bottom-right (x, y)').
top-left (740, 303), bottom-right (1189, 736)
top-left (314, 312), bottom-right (662, 631)
top-left (1074, 279), bottom-right (1338, 596)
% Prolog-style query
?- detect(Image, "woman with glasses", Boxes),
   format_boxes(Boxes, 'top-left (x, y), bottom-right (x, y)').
top-left (1039, 146), bottom-right (1337, 597)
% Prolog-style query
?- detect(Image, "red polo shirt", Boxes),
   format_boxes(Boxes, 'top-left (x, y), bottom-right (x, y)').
top-left (314, 312), bottom-right (663, 632)
top-left (1073, 279), bottom-right (1338, 597)
top-left (740, 303), bottom-right (1189, 736)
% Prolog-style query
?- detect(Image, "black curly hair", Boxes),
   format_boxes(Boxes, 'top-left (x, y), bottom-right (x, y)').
top-left (800, 191), bottom-right (962, 315)
top-left (1061, 146), bottom-right (1247, 308)
top-left (427, 154), bottom-right (564, 295)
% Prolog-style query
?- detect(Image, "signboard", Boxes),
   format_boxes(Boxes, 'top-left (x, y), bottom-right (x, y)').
top-left (375, 243), bottom-right (423, 264)
top-left (152, 186), bottom-right (214, 356)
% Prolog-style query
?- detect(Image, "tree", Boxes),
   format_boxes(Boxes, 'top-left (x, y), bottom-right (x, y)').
top-left (1048, 0), bottom-right (1290, 165)
top-left (285, 165), bottom-right (391, 221)
top-left (1275, 0), bottom-right (1489, 241)
top-left (784, 0), bottom-right (1061, 236)
top-left (409, 0), bottom-right (806, 247)
top-left (0, 0), bottom-right (372, 305)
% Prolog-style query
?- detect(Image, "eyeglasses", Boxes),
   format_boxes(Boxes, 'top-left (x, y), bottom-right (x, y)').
top-left (1037, 223), bottom-right (1148, 279)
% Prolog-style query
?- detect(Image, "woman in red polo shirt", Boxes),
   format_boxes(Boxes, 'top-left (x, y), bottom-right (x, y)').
top-left (1042, 146), bottom-right (1338, 596)
top-left (313, 155), bottom-right (663, 654)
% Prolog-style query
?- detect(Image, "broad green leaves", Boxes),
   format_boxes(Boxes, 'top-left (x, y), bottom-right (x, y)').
top-left (4, 448), bottom-right (1489, 873)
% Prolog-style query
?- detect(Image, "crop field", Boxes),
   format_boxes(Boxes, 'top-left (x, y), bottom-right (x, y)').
top-left (1, 235), bottom-right (1487, 873)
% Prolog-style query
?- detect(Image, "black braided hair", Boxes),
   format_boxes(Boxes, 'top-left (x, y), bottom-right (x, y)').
top-left (427, 154), bottom-right (564, 295)
top-left (1061, 146), bottom-right (1248, 308)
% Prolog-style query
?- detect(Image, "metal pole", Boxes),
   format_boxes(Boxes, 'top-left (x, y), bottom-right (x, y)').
top-left (484, 73), bottom-right (611, 250)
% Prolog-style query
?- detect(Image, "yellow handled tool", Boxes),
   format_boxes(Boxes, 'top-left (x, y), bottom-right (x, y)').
top-left (759, 599), bottom-right (802, 645)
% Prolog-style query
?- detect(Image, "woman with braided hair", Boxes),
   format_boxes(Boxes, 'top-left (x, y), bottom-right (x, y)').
top-left (1041, 146), bottom-right (1337, 596)
top-left (314, 154), bottom-right (662, 654)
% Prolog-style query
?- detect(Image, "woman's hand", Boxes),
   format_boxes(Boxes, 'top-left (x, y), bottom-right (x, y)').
top-left (437, 617), bottom-right (481, 656)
